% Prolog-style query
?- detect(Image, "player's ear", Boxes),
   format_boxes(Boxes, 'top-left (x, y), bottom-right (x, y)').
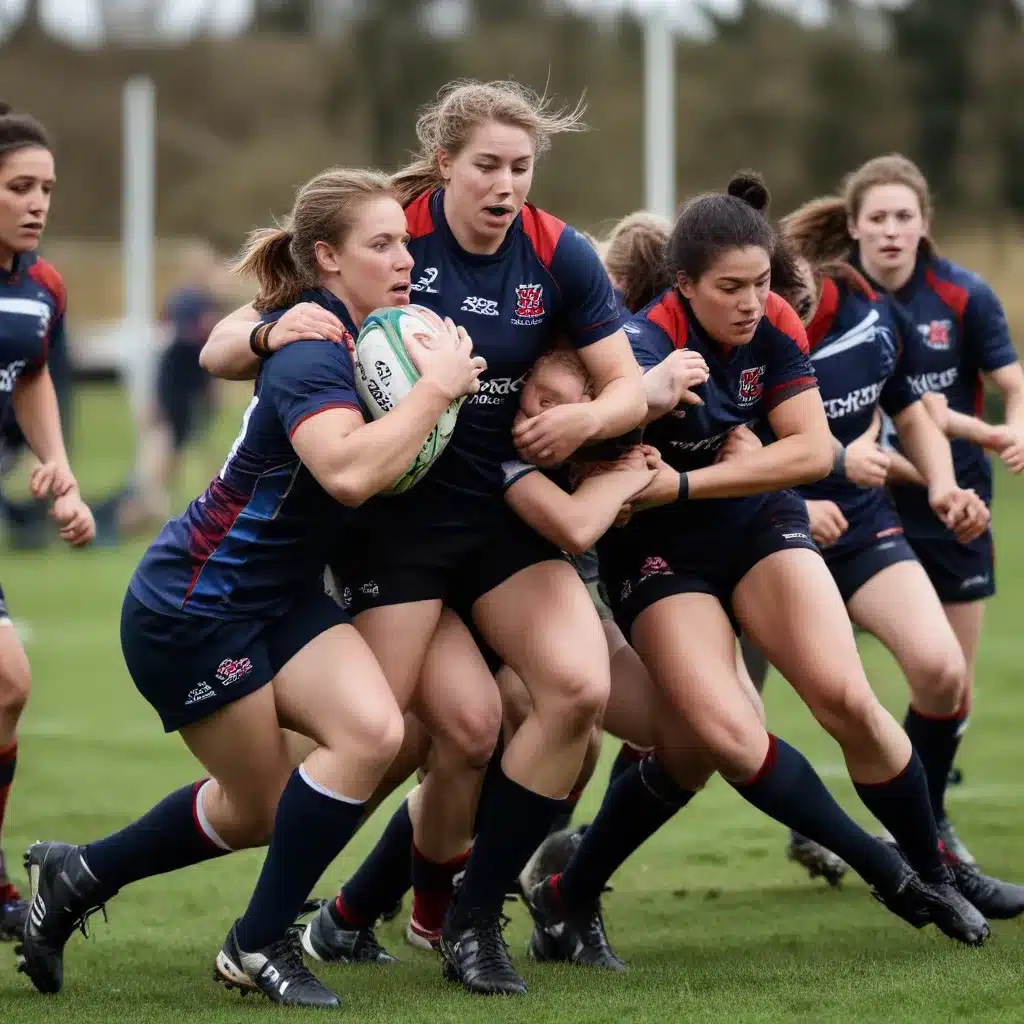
top-left (314, 240), bottom-right (341, 275)
top-left (675, 270), bottom-right (696, 301)
top-left (436, 147), bottom-right (453, 185)
top-left (846, 215), bottom-right (860, 242)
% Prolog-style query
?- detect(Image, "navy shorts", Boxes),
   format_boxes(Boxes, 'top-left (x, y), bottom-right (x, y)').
top-left (0, 583), bottom-right (8, 624)
top-left (821, 507), bottom-right (919, 603)
top-left (332, 515), bottom-right (567, 618)
top-left (121, 587), bottom-right (350, 733)
top-left (906, 530), bottom-right (995, 604)
top-left (600, 490), bottom-right (819, 637)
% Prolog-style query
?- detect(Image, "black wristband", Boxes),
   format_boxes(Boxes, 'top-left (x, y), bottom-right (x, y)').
top-left (249, 322), bottom-right (271, 358)
top-left (833, 445), bottom-right (847, 479)
top-left (675, 471), bottom-right (689, 504)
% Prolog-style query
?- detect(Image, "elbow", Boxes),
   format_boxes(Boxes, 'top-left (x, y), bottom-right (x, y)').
top-left (561, 513), bottom-right (600, 556)
top-left (198, 343), bottom-right (218, 375)
top-left (329, 470), bottom-right (373, 509)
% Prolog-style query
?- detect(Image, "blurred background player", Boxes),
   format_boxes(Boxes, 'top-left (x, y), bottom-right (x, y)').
top-left (0, 102), bottom-right (95, 938)
top-left (101, 245), bottom-right (227, 541)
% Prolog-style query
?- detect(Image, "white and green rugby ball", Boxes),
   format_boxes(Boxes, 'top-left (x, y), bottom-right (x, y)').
top-left (353, 303), bottom-right (464, 495)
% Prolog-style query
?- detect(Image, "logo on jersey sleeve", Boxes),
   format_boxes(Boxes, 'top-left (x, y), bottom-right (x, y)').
top-left (918, 319), bottom-right (952, 350)
top-left (738, 365), bottom-right (766, 406)
top-left (0, 360), bottom-right (27, 393)
top-left (411, 267), bottom-right (439, 294)
top-left (512, 284), bottom-right (545, 325)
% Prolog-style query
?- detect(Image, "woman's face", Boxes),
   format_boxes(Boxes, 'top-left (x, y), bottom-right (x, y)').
top-left (318, 195), bottom-right (414, 324)
top-left (850, 183), bottom-right (926, 283)
top-left (439, 121), bottom-right (535, 254)
top-left (678, 246), bottom-right (771, 347)
top-left (0, 146), bottom-right (54, 264)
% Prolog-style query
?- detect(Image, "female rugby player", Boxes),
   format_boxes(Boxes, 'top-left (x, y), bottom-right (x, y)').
top-left (0, 104), bottom-right (94, 940)
top-left (15, 169), bottom-right (483, 1009)
top-left (200, 79), bottom-right (647, 996)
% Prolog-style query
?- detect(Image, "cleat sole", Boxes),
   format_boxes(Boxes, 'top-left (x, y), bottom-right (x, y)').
top-left (213, 950), bottom-right (257, 993)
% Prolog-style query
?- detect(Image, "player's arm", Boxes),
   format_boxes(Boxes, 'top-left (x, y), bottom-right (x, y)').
top-left (503, 455), bottom-right (655, 555)
top-left (983, 363), bottom-right (1024, 473)
top-left (200, 301), bottom-right (348, 381)
top-left (514, 229), bottom-right (646, 464)
top-left (12, 362), bottom-right (75, 497)
top-left (289, 325), bottom-right (484, 507)
top-left (921, 391), bottom-right (1008, 452)
top-left (636, 389), bottom-right (833, 507)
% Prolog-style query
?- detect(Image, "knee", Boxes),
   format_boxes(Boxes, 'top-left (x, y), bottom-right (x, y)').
top-left (541, 661), bottom-right (610, 731)
top-left (807, 675), bottom-right (881, 745)
top-left (437, 689), bottom-right (502, 768)
top-left (908, 651), bottom-right (967, 715)
top-left (349, 705), bottom-right (406, 775)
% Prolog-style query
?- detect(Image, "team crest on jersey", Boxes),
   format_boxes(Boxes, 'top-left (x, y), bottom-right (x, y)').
top-left (512, 284), bottom-right (545, 323)
top-left (738, 365), bottom-right (766, 406)
top-left (918, 319), bottom-right (952, 350)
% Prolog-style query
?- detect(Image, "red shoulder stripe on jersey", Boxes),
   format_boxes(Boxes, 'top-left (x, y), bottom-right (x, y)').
top-left (404, 189), bottom-right (436, 240)
top-left (27, 258), bottom-right (67, 314)
top-left (765, 292), bottom-right (810, 355)
top-left (520, 203), bottom-right (565, 270)
top-left (288, 401), bottom-right (364, 439)
top-left (925, 266), bottom-right (969, 323)
top-left (765, 376), bottom-right (817, 411)
top-left (647, 289), bottom-right (689, 349)
top-left (805, 277), bottom-right (840, 351)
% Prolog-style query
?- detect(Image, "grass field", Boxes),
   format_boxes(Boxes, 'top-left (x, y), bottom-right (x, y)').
top-left (0, 384), bottom-right (1022, 1023)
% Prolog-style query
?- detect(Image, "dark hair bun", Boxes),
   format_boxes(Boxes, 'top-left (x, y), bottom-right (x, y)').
top-left (727, 171), bottom-right (770, 213)
top-left (0, 102), bottom-right (12, 118)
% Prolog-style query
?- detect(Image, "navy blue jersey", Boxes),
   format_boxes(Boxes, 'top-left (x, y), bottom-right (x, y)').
top-left (859, 248), bottom-right (1017, 533)
top-left (162, 285), bottom-right (220, 348)
top-left (378, 188), bottom-right (623, 530)
top-left (797, 272), bottom-right (918, 522)
top-left (130, 291), bottom-right (364, 621)
top-left (0, 252), bottom-right (65, 429)
top-left (627, 289), bottom-right (817, 473)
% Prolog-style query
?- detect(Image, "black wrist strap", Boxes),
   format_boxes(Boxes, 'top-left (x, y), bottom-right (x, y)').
top-left (674, 471), bottom-right (689, 505)
top-left (249, 322), bottom-right (271, 358)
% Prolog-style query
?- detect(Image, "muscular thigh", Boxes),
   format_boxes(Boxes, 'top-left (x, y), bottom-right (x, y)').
top-left (733, 548), bottom-right (867, 711)
top-left (473, 559), bottom-right (609, 705)
top-left (847, 559), bottom-right (964, 680)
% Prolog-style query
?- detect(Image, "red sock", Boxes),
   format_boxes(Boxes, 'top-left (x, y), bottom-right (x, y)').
top-left (411, 845), bottom-right (470, 933)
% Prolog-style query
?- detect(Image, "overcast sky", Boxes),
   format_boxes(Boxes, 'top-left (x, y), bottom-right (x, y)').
top-left (0, 0), bottom-right (911, 46)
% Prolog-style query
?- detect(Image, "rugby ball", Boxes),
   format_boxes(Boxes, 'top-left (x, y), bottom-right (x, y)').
top-left (353, 304), bottom-right (464, 494)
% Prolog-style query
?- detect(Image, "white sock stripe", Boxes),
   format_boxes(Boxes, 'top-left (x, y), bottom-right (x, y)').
top-left (195, 780), bottom-right (233, 851)
top-left (298, 765), bottom-right (364, 805)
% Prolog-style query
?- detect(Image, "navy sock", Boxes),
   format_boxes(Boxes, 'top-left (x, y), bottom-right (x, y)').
top-left (235, 768), bottom-right (364, 952)
top-left (334, 798), bottom-right (413, 926)
top-left (903, 704), bottom-right (967, 822)
top-left (732, 735), bottom-right (904, 891)
top-left (607, 742), bottom-right (646, 787)
top-left (455, 764), bottom-right (562, 922)
top-left (558, 756), bottom-right (694, 910)
top-left (853, 750), bottom-right (944, 884)
top-left (547, 788), bottom-right (583, 836)
top-left (84, 780), bottom-right (229, 893)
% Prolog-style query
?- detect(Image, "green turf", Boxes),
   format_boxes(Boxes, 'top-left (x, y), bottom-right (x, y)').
top-left (0, 384), bottom-right (1021, 1022)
